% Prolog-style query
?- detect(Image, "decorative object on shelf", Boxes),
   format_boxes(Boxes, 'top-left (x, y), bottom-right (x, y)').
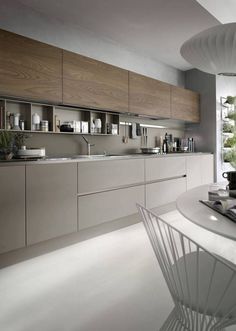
top-left (94, 118), bottom-right (102, 133)
top-left (181, 23), bottom-right (236, 76)
top-left (32, 113), bottom-right (40, 131)
top-left (0, 130), bottom-right (14, 160)
top-left (1, 96), bottom-right (120, 136)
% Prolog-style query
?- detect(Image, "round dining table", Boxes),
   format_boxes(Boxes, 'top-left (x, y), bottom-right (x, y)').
top-left (176, 184), bottom-right (236, 241)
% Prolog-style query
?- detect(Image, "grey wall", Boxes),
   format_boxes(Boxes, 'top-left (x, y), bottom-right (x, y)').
top-left (185, 69), bottom-right (216, 154)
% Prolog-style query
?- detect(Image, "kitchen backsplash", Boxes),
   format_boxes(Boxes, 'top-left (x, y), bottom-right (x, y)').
top-left (24, 115), bottom-right (186, 157)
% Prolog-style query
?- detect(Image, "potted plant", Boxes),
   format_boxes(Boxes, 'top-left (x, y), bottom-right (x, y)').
top-left (226, 96), bottom-right (236, 105)
top-left (0, 130), bottom-right (15, 160)
top-left (14, 132), bottom-right (31, 150)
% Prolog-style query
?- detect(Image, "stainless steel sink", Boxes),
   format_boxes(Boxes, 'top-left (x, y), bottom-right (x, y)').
top-left (44, 157), bottom-right (72, 161)
top-left (71, 154), bottom-right (112, 159)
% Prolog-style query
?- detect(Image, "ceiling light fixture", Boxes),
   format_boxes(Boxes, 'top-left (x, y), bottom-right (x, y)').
top-left (180, 22), bottom-right (236, 76)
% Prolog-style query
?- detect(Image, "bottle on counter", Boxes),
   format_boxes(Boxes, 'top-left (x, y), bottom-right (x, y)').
top-left (163, 138), bottom-right (168, 154)
top-left (187, 138), bottom-right (195, 152)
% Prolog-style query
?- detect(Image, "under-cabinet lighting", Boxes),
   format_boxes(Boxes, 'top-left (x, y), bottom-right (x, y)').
top-left (140, 124), bottom-right (166, 129)
top-left (119, 122), bottom-right (166, 129)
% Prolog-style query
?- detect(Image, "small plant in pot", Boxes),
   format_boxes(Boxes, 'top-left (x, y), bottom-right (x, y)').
top-left (0, 130), bottom-right (15, 160)
top-left (14, 132), bottom-right (31, 150)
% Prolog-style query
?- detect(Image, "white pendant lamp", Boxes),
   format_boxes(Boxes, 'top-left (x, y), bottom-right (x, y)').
top-left (180, 22), bottom-right (236, 76)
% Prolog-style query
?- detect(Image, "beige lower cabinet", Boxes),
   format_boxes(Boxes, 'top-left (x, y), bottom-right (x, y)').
top-left (0, 165), bottom-right (25, 254)
top-left (201, 154), bottom-right (214, 185)
top-left (78, 185), bottom-right (145, 230)
top-left (26, 163), bottom-right (77, 245)
top-left (186, 154), bottom-right (214, 190)
top-left (146, 177), bottom-right (187, 209)
top-left (145, 156), bottom-right (186, 182)
top-left (78, 159), bottom-right (144, 195)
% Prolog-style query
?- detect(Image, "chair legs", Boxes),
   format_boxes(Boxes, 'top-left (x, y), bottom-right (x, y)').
top-left (160, 306), bottom-right (227, 331)
top-left (160, 308), bottom-right (189, 331)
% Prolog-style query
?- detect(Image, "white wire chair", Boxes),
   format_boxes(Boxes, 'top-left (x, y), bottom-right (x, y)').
top-left (137, 204), bottom-right (236, 331)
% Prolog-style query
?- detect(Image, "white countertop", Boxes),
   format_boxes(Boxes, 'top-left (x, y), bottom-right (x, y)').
top-left (0, 152), bottom-right (212, 166)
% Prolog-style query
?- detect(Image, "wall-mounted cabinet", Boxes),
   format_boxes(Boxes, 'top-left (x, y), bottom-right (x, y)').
top-left (171, 86), bottom-right (200, 122)
top-left (0, 97), bottom-right (120, 136)
top-left (0, 29), bottom-right (62, 103)
top-left (0, 28), bottom-right (200, 124)
top-left (63, 51), bottom-right (129, 113)
top-left (129, 72), bottom-right (171, 118)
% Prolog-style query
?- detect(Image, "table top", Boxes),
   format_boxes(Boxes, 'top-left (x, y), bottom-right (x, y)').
top-left (176, 185), bottom-right (236, 241)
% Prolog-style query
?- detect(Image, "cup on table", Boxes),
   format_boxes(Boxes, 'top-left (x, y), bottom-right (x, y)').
top-left (208, 183), bottom-right (229, 201)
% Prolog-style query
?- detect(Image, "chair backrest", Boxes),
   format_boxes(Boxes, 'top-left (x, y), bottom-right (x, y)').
top-left (137, 204), bottom-right (236, 328)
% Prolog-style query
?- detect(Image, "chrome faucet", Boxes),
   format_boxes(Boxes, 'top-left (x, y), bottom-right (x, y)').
top-left (82, 135), bottom-right (95, 156)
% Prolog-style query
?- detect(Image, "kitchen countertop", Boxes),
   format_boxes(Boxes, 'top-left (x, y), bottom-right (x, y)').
top-left (0, 152), bottom-right (213, 166)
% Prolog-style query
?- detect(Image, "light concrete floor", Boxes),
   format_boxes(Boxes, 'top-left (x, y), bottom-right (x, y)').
top-left (0, 221), bottom-right (173, 331)
top-left (0, 210), bottom-right (236, 331)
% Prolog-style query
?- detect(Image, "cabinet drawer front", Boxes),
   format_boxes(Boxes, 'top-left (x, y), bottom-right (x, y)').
top-left (0, 165), bottom-right (25, 254)
top-left (186, 154), bottom-right (214, 190)
top-left (145, 157), bottom-right (186, 182)
top-left (78, 185), bottom-right (144, 230)
top-left (146, 177), bottom-right (186, 209)
top-left (78, 159), bottom-right (145, 194)
top-left (201, 154), bottom-right (214, 185)
top-left (26, 163), bottom-right (77, 245)
top-left (186, 156), bottom-right (202, 190)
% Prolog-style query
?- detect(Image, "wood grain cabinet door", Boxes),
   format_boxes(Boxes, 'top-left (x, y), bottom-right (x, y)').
top-left (63, 50), bottom-right (128, 112)
top-left (171, 86), bottom-right (200, 123)
top-left (129, 72), bottom-right (171, 118)
top-left (0, 29), bottom-right (62, 103)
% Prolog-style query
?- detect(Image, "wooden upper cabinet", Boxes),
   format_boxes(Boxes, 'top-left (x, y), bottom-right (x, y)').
top-left (171, 86), bottom-right (200, 123)
top-left (0, 29), bottom-right (62, 103)
top-left (63, 50), bottom-right (128, 112)
top-left (129, 72), bottom-right (171, 118)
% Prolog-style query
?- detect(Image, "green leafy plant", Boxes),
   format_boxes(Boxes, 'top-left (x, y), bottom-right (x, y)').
top-left (226, 96), bottom-right (236, 105)
top-left (223, 122), bottom-right (234, 133)
top-left (0, 131), bottom-right (15, 160)
top-left (0, 131), bottom-right (14, 153)
top-left (224, 135), bottom-right (236, 148)
top-left (224, 149), bottom-right (236, 168)
top-left (226, 111), bottom-right (236, 121)
top-left (14, 132), bottom-right (31, 150)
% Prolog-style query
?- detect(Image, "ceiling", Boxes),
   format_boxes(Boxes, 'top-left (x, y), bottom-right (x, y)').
top-left (15, 0), bottom-right (233, 70)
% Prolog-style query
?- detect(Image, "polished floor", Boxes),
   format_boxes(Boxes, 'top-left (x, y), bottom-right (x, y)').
top-left (1, 210), bottom-right (236, 331)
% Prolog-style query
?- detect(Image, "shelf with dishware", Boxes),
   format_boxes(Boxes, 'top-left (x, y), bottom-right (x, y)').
top-left (0, 97), bottom-right (120, 136)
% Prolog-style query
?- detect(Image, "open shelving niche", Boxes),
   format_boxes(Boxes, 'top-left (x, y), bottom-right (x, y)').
top-left (0, 97), bottom-right (120, 136)
top-left (221, 96), bottom-right (236, 168)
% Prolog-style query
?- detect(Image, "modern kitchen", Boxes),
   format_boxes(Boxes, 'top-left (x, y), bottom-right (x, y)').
top-left (1, 1), bottom-right (236, 330)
